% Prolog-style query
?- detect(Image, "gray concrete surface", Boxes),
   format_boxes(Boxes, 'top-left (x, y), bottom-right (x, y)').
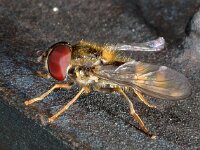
top-left (0, 0), bottom-right (200, 149)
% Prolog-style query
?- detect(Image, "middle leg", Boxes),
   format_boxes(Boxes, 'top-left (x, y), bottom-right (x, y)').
top-left (48, 86), bottom-right (90, 123)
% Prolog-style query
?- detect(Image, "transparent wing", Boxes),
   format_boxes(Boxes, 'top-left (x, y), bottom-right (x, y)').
top-left (94, 61), bottom-right (191, 100)
top-left (108, 37), bottom-right (165, 52)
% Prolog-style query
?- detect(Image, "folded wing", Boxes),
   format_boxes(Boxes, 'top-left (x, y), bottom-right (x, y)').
top-left (94, 61), bottom-right (191, 100)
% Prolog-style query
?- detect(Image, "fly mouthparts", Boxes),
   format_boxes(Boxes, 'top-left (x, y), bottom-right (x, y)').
top-left (37, 55), bottom-right (43, 63)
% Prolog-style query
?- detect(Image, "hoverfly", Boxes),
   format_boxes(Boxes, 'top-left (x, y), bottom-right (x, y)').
top-left (24, 37), bottom-right (191, 137)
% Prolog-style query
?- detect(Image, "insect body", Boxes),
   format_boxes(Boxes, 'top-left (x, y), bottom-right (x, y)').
top-left (24, 37), bottom-right (191, 137)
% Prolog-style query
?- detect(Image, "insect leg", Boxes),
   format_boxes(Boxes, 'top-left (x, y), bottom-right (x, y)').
top-left (48, 86), bottom-right (89, 123)
top-left (133, 88), bottom-right (156, 108)
top-left (36, 71), bottom-right (51, 79)
top-left (24, 84), bottom-right (71, 106)
top-left (114, 87), bottom-right (149, 134)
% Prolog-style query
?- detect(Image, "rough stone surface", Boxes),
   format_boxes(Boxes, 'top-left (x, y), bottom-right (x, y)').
top-left (0, 0), bottom-right (200, 149)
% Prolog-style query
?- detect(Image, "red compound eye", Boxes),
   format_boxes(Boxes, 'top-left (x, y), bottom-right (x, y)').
top-left (47, 42), bottom-right (71, 81)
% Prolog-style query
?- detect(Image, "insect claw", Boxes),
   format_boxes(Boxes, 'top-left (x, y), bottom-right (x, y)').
top-left (24, 98), bottom-right (38, 106)
top-left (150, 135), bottom-right (157, 140)
top-left (149, 105), bottom-right (157, 109)
top-left (48, 117), bottom-right (55, 123)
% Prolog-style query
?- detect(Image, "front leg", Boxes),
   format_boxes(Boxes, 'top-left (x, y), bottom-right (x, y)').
top-left (36, 71), bottom-right (51, 79)
top-left (24, 83), bottom-right (72, 105)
